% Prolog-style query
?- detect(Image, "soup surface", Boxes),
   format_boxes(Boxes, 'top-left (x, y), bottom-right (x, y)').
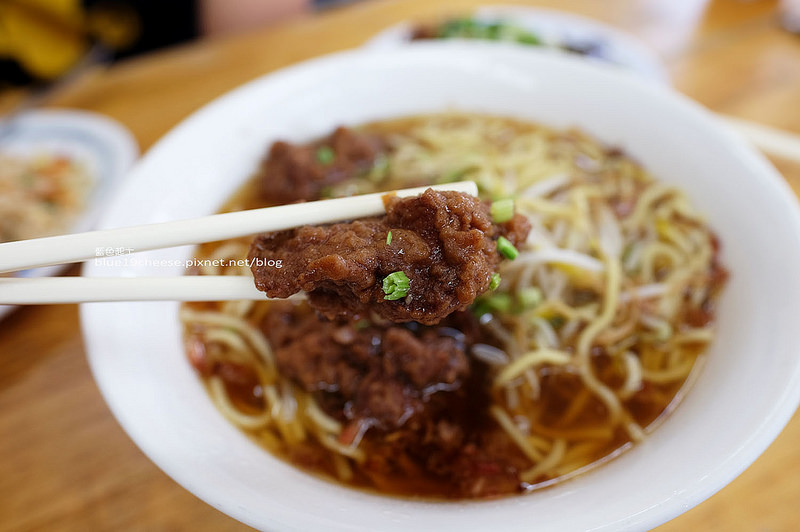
top-left (181, 113), bottom-right (727, 499)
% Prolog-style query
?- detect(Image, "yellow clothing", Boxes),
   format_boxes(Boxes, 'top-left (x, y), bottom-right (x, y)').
top-left (0, 0), bottom-right (140, 81)
top-left (0, 0), bottom-right (88, 80)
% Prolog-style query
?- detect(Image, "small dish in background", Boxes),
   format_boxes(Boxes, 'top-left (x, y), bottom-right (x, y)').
top-left (0, 109), bottom-right (138, 319)
top-left (364, 5), bottom-right (669, 84)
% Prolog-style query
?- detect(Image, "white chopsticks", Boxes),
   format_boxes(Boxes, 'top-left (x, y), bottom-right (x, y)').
top-left (0, 181), bottom-right (478, 274)
top-left (0, 276), bottom-right (287, 303)
top-left (0, 181), bottom-right (478, 305)
top-left (722, 115), bottom-right (800, 164)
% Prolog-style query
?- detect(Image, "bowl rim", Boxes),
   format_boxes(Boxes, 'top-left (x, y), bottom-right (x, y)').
top-left (80, 42), bottom-right (800, 531)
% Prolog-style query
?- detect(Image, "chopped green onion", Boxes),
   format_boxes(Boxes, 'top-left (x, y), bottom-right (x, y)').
top-left (438, 19), bottom-right (461, 38)
top-left (490, 199), bottom-right (514, 223)
top-left (515, 31), bottom-right (542, 46)
top-left (442, 18), bottom-right (478, 38)
top-left (486, 23), bottom-right (503, 40)
top-left (472, 302), bottom-right (491, 318)
top-left (497, 236), bottom-right (519, 260)
top-left (438, 166), bottom-right (472, 184)
top-left (548, 315), bottom-right (566, 329)
top-left (482, 293), bottom-right (513, 314)
top-left (654, 322), bottom-right (673, 342)
top-left (368, 154), bottom-right (390, 182)
top-left (383, 271), bottom-right (410, 301)
top-left (489, 273), bottom-right (501, 291)
top-left (315, 146), bottom-right (335, 165)
top-left (354, 319), bottom-right (371, 330)
top-left (435, 18), bottom-right (542, 46)
top-left (386, 231), bottom-right (393, 245)
top-left (462, 19), bottom-right (479, 35)
top-left (518, 287), bottom-right (543, 309)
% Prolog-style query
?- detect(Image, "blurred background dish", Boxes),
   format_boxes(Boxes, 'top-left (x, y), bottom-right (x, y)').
top-left (364, 5), bottom-right (669, 84)
top-left (0, 110), bottom-right (138, 319)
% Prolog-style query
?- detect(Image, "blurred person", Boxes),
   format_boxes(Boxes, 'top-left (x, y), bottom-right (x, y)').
top-left (201, 0), bottom-right (309, 36)
top-left (0, 0), bottom-right (321, 88)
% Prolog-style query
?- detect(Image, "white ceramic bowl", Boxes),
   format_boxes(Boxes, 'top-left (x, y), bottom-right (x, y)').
top-left (81, 43), bottom-right (800, 531)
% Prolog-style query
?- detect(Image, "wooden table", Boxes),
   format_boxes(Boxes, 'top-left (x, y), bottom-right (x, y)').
top-left (2, 0), bottom-right (799, 530)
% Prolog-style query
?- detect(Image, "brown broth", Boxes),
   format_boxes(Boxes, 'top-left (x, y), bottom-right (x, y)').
top-left (181, 114), bottom-right (720, 500)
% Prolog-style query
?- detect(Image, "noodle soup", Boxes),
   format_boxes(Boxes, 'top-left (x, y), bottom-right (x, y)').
top-left (180, 113), bottom-right (726, 499)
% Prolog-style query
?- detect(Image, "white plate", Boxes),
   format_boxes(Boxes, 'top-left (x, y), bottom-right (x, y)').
top-left (0, 109), bottom-right (138, 319)
top-left (81, 44), bottom-right (800, 531)
top-left (364, 5), bottom-right (669, 84)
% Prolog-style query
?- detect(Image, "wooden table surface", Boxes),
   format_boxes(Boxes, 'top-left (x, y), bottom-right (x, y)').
top-left (2, 0), bottom-right (800, 530)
